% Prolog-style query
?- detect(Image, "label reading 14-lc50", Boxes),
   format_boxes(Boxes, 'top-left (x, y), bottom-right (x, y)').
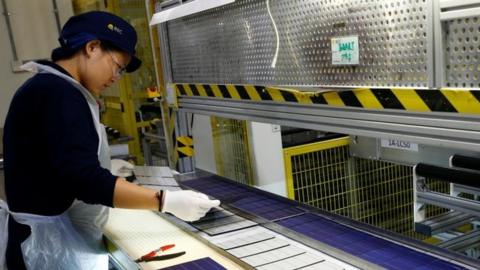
top-left (381, 139), bottom-right (418, 152)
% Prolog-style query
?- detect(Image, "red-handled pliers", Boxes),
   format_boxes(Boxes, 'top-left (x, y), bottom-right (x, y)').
top-left (135, 244), bottom-right (175, 262)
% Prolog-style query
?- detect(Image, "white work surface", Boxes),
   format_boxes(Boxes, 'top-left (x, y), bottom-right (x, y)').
top-left (104, 208), bottom-right (244, 270)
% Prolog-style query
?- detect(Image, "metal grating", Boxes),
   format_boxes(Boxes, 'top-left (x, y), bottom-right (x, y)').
top-left (211, 117), bottom-right (253, 185)
top-left (284, 137), bottom-right (449, 240)
top-left (167, 0), bottom-right (430, 87)
top-left (289, 140), bottom-right (351, 214)
top-left (444, 16), bottom-right (480, 88)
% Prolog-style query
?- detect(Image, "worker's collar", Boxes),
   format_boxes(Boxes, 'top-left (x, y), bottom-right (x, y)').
top-left (36, 60), bottom-right (73, 79)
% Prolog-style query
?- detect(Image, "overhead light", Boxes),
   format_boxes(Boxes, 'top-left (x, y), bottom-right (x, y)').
top-left (150, 0), bottom-right (235, 26)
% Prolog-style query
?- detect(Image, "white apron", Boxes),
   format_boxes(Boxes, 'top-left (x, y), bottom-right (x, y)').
top-left (0, 61), bottom-right (112, 270)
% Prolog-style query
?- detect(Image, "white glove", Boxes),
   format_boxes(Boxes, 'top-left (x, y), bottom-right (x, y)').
top-left (110, 159), bottom-right (134, 177)
top-left (162, 190), bottom-right (220, 222)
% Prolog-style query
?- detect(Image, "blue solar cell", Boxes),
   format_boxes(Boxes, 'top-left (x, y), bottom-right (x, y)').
top-left (414, 260), bottom-right (468, 270)
top-left (229, 195), bottom-right (305, 221)
top-left (276, 213), bottom-right (319, 227)
top-left (338, 242), bottom-right (371, 256)
top-left (378, 249), bottom-right (437, 269)
top-left (329, 230), bottom-right (368, 244)
top-left (321, 233), bottom-right (353, 249)
top-left (159, 257), bottom-right (226, 270)
top-left (361, 244), bottom-right (400, 262)
top-left (345, 240), bottom-right (385, 255)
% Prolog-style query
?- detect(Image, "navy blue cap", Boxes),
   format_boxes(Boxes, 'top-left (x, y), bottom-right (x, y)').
top-left (58, 11), bottom-right (141, 72)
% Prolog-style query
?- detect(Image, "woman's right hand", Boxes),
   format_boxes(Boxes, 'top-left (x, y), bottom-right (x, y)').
top-left (162, 190), bottom-right (220, 222)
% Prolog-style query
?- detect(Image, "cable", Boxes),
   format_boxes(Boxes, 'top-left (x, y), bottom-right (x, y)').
top-left (266, 0), bottom-right (280, 68)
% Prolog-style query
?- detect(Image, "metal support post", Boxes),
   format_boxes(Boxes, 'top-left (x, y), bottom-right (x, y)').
top-left (413, 166), bottom-right (427, 224)
top-left (175, 110), bottom-right (194, 173)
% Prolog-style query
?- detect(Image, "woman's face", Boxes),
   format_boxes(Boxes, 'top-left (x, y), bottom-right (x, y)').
top-left (80, 41), bottom-right (131, 95)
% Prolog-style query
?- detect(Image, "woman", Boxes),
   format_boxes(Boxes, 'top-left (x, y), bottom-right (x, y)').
top-left (0, 11), bottom-right (219, 270)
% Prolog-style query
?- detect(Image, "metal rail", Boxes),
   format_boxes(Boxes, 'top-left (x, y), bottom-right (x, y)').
top-left (179, 96), bottom-right (480, 152)
top-left (1, 0), bottom-right (18, 60)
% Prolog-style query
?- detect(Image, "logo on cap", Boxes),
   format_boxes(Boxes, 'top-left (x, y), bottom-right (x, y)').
top-left (107, 23), bottom-right (123, 34)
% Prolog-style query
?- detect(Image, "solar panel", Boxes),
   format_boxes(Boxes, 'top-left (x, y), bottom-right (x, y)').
top-left (276, 214), bottom-right (467, 270)
top-left (182, 176), bottom-right (468, 270)
top-left (159, 257), bottom-right (226, 270)
top-left (231, 197), bottom-right (305, 221)
top-left (182, 177), bottom-right (305, 221)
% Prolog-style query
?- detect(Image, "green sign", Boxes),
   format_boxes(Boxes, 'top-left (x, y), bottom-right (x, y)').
top-left (331, 36), bottom-right (359, 65)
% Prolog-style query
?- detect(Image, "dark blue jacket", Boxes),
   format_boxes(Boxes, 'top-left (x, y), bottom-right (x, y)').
top-left (3, 61), bottom-right (117, 269)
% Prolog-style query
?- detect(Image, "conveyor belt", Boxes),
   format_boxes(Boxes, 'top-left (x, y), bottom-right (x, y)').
top-left (119, 167), bottom-right (353, 269)
top-left (181, 175), bottom-right (474, 270)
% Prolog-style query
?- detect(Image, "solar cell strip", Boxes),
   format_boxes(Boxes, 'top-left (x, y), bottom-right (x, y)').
top-left (134, 166), bottom-right (173, 177)
top-left (300, 261), bottom-right (344, 270)
top-left (192, 215), bottom-right (245, 230)
top-left (203, 220), bottom-right (257, 236)
top-left (139, 184), bottom-right (182, 192)
top-left (242, 245), bottom-right (306, 267)
top-left (159, 257), bottom-right (226, 270)
top-left (256, 253), bottom-right (324, 270)
top-left (136, 176), bottom-right (179, 186)
top-left (228, 238), bottom-right (289, 258)
top-left (215, 232), bottom-right (275, 250)
top-left (191, 210), bottom-right (234, 223)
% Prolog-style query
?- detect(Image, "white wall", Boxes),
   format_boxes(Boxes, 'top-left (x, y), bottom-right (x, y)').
top-left (192, 117), bottom-right (287, 197)
top-left (0, 0), bottom-right (73, 127)
top-left (192, 114), bottom-right (217, 174)
top-left (248, 122), bottom-right (287, 197)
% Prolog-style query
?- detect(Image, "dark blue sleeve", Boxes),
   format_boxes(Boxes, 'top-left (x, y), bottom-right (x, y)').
top-left (42, 83), bottom-right (117, 207)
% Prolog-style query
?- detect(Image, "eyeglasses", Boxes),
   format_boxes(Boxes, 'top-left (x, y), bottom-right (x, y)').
top-left (107, 50), bottom-right (127, 79)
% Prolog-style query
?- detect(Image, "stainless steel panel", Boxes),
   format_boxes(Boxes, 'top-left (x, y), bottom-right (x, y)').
top-left (443, 16), bottom-right (480, 87)
top-left (167, 0), bottom-right (430, 87)
top-left (349, 136), bottom-right (480, 166)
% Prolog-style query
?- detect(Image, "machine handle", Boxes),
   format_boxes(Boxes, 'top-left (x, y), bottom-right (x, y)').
top-left (415, 163), bottom-right (480, 188)
top-left (451, 155), bottom-right (480, 172)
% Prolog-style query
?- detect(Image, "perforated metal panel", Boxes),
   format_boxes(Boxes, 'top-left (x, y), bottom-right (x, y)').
top-left (444, 17), bottom-right (480, 88)
top-left (168, 0), bottom-right (430, 87)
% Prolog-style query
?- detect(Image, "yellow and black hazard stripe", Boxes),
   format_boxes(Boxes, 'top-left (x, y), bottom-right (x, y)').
top-left (166, 107), bottom-right (179, 168)
top-left (173, 84), bottom-right (480, 114)
top-left (165, 105), bottom-right (195, 169)
top-left (177, 136), bottom-right (194, 158)
top-left (175, 84), bottom-right (311, 104)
